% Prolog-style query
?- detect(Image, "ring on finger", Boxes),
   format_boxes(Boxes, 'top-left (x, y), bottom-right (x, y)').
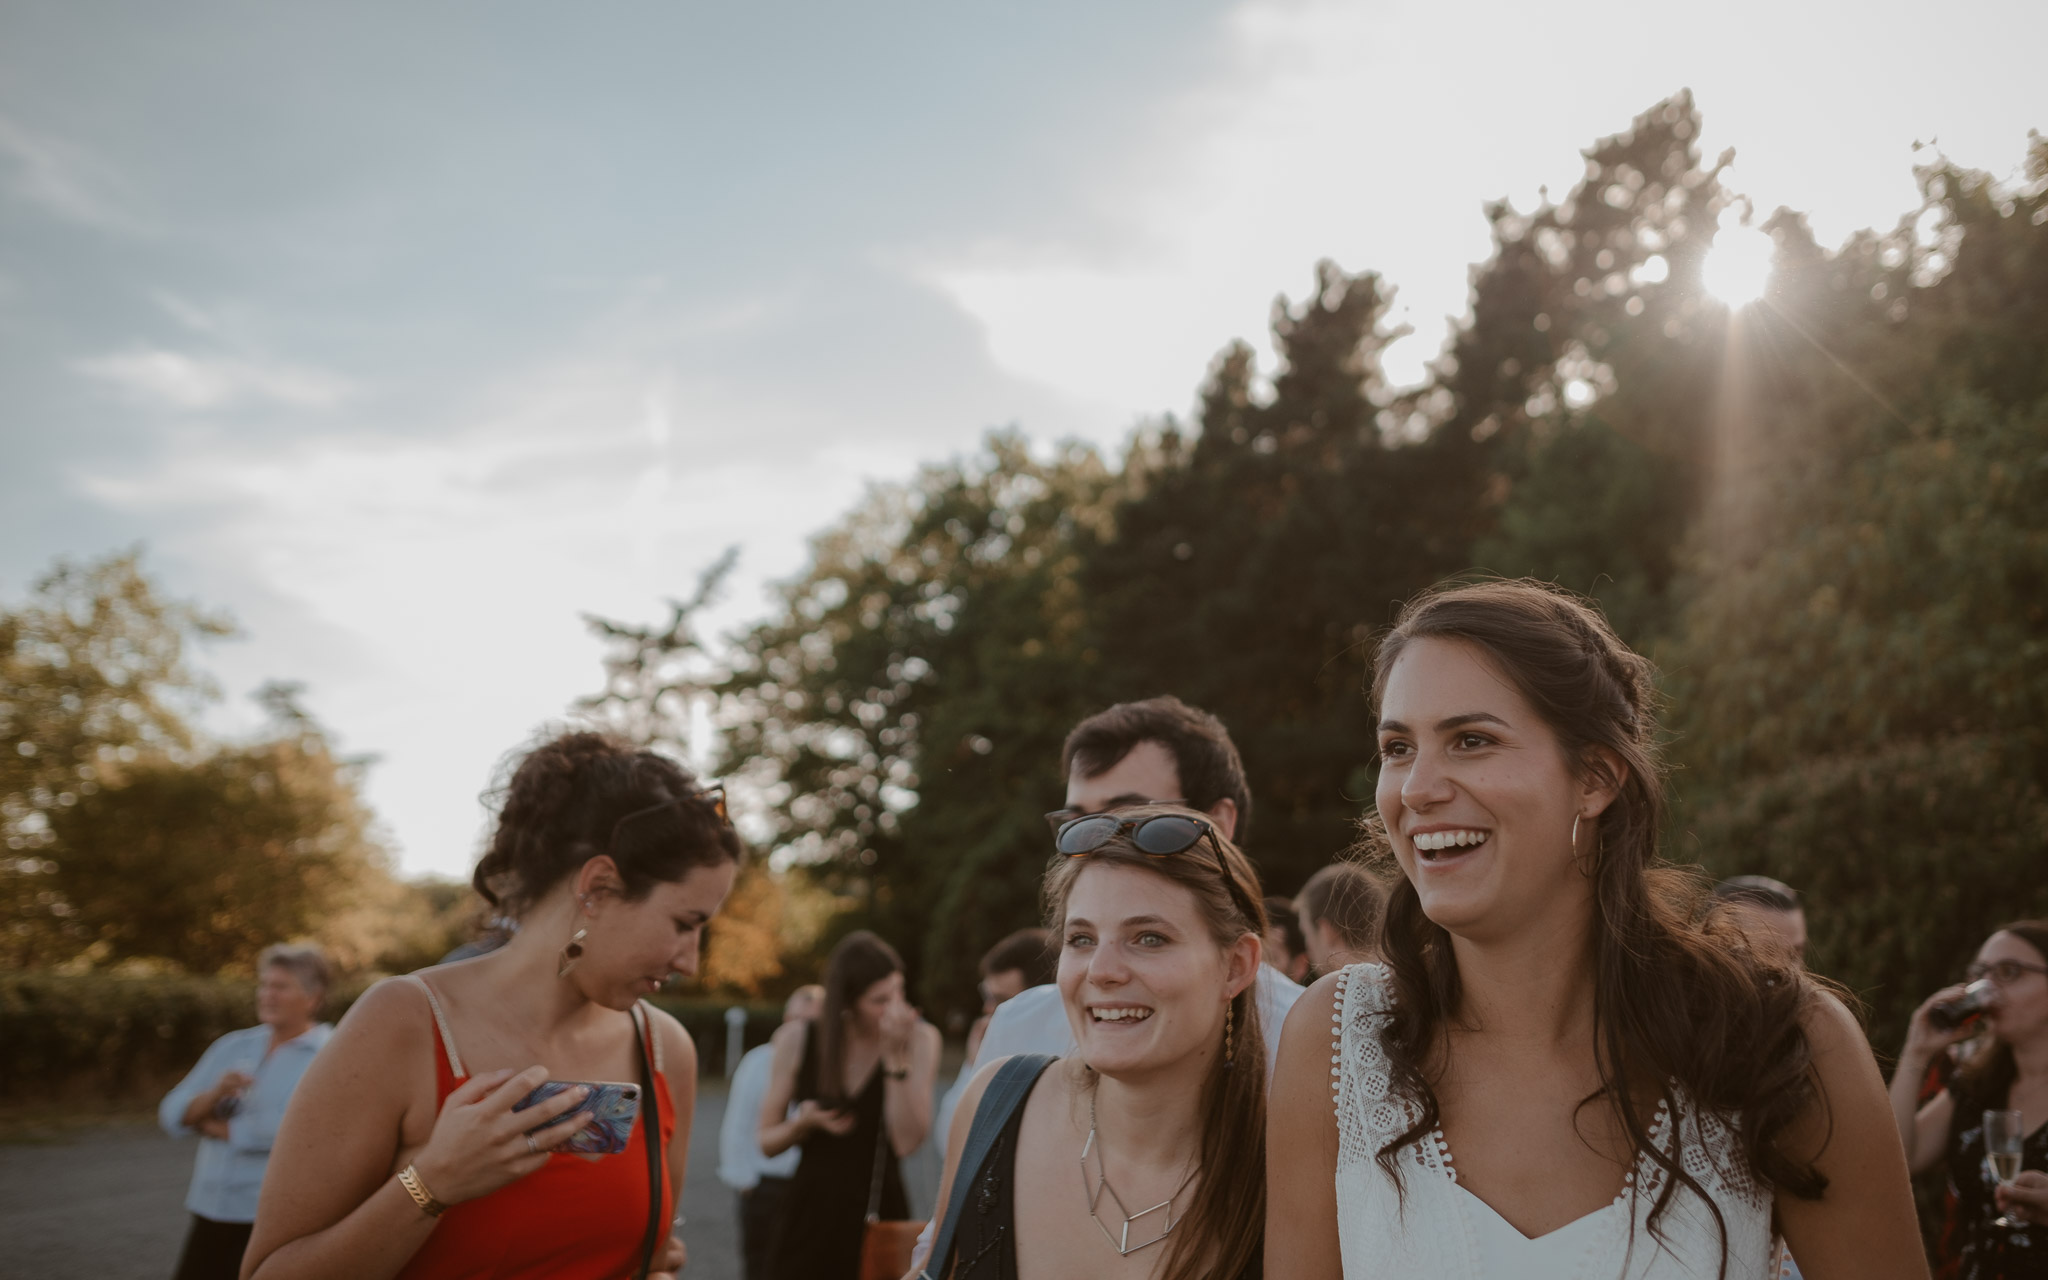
top-left (525, 1133), bottom-right (540, 1155)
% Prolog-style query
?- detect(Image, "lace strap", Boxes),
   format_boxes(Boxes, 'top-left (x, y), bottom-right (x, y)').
top-left (403, 974), bottom-right (466, 1078)
top-left (1330, 964), bottom-right (1354, 1113)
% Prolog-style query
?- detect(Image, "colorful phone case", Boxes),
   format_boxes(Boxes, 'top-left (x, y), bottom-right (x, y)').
top-left (513, 1079), bottom-right (641, 1155)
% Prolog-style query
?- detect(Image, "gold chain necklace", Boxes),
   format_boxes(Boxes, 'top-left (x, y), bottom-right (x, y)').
top-left (1081, 1088), bottom-right (1194, 1256)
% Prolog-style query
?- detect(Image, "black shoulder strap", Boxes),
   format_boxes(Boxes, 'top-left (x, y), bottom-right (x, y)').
top-left (920, 1053), bottom-right (1056, 1280)
top-left (633, 1003), bottom-right (663, 1280)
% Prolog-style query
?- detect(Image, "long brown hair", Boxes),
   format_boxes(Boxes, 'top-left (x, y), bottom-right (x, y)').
top-left (1366, 580), bottom-right (1836, 1270)
top-left (1954, 920), bottom-right (2048, 1108)
top-left (1042, 804), bottom-right (1268, 1280)
top-left (815, 930), bottom-right (903, 1108)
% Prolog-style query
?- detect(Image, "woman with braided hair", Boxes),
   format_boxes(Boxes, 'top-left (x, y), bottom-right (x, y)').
top-left (1267, 579), bottom-right (1924, 1279)
top-left (243, 730), bottom-right (740, 1280)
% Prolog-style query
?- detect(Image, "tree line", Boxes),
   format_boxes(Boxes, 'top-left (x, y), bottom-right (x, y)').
top-left (6, 94), bottom-right (2042, 1054)
top-left (656, 93), bottom-right (2046, 1045)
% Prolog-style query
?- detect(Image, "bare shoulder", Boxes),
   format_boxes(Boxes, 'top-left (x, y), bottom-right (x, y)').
top-left (1798, 987), bottom-right (1870, 1061)
top-left (328, 974), bottom-right (436, 1059)
top-left (1279, 968), bottom-right (1347, 1050)
top-left (643, 1003), bottom-right (700, 1076)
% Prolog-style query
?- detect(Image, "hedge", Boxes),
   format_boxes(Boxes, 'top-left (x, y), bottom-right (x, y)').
top-left (0, 971), bottom-right (782, 1104)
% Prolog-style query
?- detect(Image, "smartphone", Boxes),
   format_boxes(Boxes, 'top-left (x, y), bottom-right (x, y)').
top-left (513, 1080), bottom-right (642, 1156)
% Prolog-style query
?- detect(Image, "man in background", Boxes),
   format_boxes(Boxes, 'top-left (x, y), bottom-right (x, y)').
top-left (1295, 862), bottom-right (1385, 977)
top-left (717, 984), bottom-right (824, 1280)
top-left (1263, 894), bottom-right (1313, 985)
top-left (1712, 874), bottom-right (1808, 967)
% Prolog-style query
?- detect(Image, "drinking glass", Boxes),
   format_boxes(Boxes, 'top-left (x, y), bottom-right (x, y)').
top-left (1984, 1109), bottom-right (2026, 1228)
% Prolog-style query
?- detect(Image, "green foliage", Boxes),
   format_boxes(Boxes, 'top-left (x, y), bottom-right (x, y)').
top-left (685, 101), bottom-right (2048, 1048)
top-left (713, 432), bottom-right (1124, 1012)
top-left (0, 549), bottom-right (232, 851)
top-left (1, 553), bottom-right (402, 975)
top-left (1082, 264), bottom-right (1474, 895)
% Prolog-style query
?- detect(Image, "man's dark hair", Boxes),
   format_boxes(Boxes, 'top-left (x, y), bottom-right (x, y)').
top-left (1062, 695), bottom-right (1253, 839)
top-left (980, 927), bottom-right (1055, 987)
top-left (1263, 895), bottom-right (1308, 963)
top-left (1712, 874), bottom-right (1801, 914)
top-left (1298, 863), bottom-right (1384, 951)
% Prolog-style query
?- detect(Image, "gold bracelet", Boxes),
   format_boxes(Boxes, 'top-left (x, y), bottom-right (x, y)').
top-left (397, 1164), bottom-right (446, 1218)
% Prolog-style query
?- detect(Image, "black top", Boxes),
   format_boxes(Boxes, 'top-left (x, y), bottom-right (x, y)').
top-left (766, 1021), bottom-right (908, 1280)
top-left (1944, 1076), bottom-right (2048, 1279)
top-left (943, 1073), bottom-right (1262, 1280)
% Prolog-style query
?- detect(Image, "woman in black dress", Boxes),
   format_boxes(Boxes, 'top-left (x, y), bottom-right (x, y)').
top-left (759, 931), bottom-right (940, 1280)
top-left (1893, 920), bottom-right (2048, 1278)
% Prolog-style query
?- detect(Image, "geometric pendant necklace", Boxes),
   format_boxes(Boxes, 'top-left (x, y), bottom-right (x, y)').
top-left (1080, 1089), bottom-right (1187, 1256)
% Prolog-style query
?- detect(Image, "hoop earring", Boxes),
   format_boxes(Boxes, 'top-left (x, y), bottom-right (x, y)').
top-left (557, 927), bottom-right (588, 978)
top-left (1223, 1000), bottom-right (1235, 1069)
top-left (1571, 813), bottom-right (1601, 877)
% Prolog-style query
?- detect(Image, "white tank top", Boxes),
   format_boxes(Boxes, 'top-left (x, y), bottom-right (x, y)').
top-left (1328, 963), bottom-right (1790, 1279)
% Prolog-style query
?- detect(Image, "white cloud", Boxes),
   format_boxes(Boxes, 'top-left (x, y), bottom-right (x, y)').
top-left (0, 114), bottom-right (148, 233)
top-left (74, 348), bottom-right (356, 411)
top-left (71, 315), bottom-right (928, 878)
top-left (927, 0), bottom-right (2045, 407)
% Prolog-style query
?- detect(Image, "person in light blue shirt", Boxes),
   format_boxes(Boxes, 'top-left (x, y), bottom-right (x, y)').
top-left (718, 985), bottom-right (822, 1280)
top-left (159, 944), bottom-right (334, 1280)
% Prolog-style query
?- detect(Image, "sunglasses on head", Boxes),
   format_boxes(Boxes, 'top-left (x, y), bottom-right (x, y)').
top-left (1053, 812), bottom-right (1259, 925)
top-left (611, 784), bottom-right (733, 849)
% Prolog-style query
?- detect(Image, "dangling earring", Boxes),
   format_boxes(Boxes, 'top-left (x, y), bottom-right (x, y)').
top-left (1571, 813), bottom-right (1582, 852)
top-left (1223, 1000), bottom-right (1235, 1069)
top-left (557, 927), bottom-right (588, 978)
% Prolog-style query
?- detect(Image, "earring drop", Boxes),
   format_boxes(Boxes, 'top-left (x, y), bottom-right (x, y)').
top-left (1224, 1001), bottom-right (1235, 1069)
top-left (557, 927), bottom-right (588, 978)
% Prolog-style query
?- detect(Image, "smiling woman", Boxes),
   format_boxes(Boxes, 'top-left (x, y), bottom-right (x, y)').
top-left (1265, 579), bottom-right (1929, 1280)
top-left (920, 804), bottom-right (1269, 1280)
top-left (238, 731), bottom-right (741, 1280)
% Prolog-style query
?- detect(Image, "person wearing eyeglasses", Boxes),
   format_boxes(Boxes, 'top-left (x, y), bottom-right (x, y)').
top-left (1891, 920), bottom-right (2048, 1276)
top-left (239, 731), bottom-right (740, 1280)
top-left (916, 805), bottom-right (1269, 1280)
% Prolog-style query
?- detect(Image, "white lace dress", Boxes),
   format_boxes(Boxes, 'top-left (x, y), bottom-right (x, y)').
top-left (1330, 963), bottom-right (1789, 1279)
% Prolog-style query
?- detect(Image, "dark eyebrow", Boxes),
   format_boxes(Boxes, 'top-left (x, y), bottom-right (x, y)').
top-left (1064, 914), bottom-right (1174, 930)
top-left (1377, 712), bottom-right (1512, 734)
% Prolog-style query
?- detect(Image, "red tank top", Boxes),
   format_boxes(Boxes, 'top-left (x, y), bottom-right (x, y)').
top-left (395, 976), bottom-right (676, 1280)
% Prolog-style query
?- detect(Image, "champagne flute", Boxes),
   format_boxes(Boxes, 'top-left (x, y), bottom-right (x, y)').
top-left (1984, 1109), bottom-right (2026, 1228)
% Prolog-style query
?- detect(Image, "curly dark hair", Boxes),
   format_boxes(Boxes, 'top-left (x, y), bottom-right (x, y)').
top-left (1365, 580), bottom-right (1840, 1275)
top-left (472, 730), bottom-right (741, 916)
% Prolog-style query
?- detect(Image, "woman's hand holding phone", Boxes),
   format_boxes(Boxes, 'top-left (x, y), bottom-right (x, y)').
top-left (411, 1066), bottom-right (592, 1204)
top-left (795, 1098), bottom-right (857, 1138)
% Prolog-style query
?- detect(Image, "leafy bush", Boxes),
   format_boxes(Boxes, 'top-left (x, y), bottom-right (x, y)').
top-left (0, 971), bottom-right (783, 1104)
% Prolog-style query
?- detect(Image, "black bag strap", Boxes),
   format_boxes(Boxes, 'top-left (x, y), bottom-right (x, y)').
top-left (920, 1053), bottom-right (1056, 1280)
top-left (633, 1003), bottom-right (663, 1280)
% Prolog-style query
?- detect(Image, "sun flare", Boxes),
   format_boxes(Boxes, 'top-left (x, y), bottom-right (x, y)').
top-left (1702, 224), bottom-right (1775, 308)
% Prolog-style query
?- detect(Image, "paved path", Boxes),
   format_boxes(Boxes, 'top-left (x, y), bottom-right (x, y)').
top-left (0, 1084), bottom-right (744, 1280)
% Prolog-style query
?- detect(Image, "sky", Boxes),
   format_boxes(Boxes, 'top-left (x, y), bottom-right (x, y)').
top-left (3, 0), bottom-right (2041, 879)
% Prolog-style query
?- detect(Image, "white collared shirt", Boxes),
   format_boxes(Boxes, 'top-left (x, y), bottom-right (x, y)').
top-left (158, 1022), bottom-right (332, 1223)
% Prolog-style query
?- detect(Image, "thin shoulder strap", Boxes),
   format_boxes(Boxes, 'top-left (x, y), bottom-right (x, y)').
top-left (634, 1000), bottom-right (666, 1075)
top-left (921, 1053), bottom-right (1056, 1280)
top-left (403, 974), bottom-right (466, 1078)
top-left (630, 1003), bottom-right (663, 1280)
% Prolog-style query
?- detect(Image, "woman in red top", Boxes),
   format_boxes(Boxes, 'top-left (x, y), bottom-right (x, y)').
top-left (242, 732), bottom-right (741, 1280)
